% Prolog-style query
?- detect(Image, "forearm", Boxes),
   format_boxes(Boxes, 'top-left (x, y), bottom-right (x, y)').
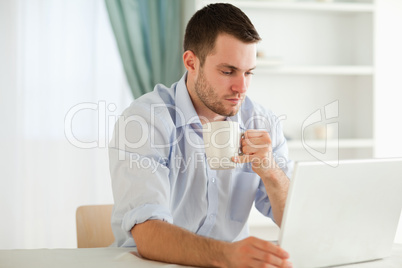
top-left (235, 130), bottom-right (290, 227)
top-left (261, 164), bottom-right (290, 227)
top-left (131, 220), bottom-right (228, 267)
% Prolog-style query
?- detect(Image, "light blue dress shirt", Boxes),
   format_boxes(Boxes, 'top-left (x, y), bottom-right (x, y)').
top-left (109, 73), bottom-right (293, 247)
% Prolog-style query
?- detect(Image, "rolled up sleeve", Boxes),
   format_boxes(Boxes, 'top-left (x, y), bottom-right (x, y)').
top-left (109, 104), bottom-right (173, 247)
top-left (122, 204), bottom-right (173, 232)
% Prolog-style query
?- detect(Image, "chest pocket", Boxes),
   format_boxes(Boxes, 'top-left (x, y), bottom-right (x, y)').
top-left (226, 170), bottom-right (260, 222)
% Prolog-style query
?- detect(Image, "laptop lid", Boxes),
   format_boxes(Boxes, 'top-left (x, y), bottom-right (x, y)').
top-left (279, 158), bottom-right (402, 268)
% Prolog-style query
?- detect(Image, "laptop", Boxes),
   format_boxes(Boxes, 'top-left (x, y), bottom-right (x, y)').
top-left (278, 158), bottom-right (402, 268)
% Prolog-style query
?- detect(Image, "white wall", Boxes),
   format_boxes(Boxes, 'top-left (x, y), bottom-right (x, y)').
top-left (374, 0), bottom-right (402, 244)
top-left (0, 0), bottom-right (132, 249)
top-left (0, 0), bottom-right (23, 249)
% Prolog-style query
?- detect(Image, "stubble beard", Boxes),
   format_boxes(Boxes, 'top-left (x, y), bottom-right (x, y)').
top-left (194, 68), bottom-right (242, 118)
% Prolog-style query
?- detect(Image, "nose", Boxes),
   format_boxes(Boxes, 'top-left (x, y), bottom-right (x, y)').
top-left (232, 74), bottom-right (248, 94)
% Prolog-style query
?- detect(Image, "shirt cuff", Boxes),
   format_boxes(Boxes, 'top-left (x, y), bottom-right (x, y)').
top-left (255, 182), bottom-right (274, 220)
top-left (122, 203), bottom-right (173, 235)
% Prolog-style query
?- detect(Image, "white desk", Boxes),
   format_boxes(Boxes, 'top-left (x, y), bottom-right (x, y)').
top-left (1, 245), bottom-right (402, 268)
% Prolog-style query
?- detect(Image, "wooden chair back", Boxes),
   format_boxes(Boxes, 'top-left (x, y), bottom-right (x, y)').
top-left (76, 204), bottom-right (114, 248)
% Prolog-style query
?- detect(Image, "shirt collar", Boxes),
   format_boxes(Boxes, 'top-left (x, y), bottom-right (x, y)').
top-left (175, 72), bottom-right (247, 130)
top-left (175, 72), bottom-right (201, 128)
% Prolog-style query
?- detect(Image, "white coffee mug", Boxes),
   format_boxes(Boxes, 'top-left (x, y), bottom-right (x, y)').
top-left (202, 121), bottom-right (242, 170)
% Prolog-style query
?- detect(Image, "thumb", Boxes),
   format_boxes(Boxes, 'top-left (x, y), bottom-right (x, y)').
top-left (232, 154), bottom-right (251, 164)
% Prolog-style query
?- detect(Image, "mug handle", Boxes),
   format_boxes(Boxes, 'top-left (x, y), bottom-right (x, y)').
top-left (238, 132), bottom-right (245, 156)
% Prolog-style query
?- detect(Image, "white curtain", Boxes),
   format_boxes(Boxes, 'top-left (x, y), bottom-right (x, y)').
top-left (0, 0), bottom-right (132, 249)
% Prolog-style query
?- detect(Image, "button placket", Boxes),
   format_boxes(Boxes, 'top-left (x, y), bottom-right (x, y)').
top-left (197, 168), bottom-right (218, 236)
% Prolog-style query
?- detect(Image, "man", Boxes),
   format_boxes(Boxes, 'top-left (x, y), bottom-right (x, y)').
top-left (109, 3), bottom-right (293, 268)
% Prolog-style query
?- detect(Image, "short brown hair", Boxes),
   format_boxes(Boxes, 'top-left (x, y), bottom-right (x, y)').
top-left (183, 3), bottom-right (261, 66)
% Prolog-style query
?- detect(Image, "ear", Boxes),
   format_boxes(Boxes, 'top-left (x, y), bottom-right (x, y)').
top-left (183, 50), bottom-right (198, 74)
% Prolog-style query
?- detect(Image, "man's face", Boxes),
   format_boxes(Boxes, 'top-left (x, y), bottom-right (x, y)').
top-left (193, 33), bottom-right (257, 119)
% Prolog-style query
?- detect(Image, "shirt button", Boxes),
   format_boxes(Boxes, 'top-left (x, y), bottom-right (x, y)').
top-left (211, 177), bottom-right (216, 183)
top-left (209, 214), bottom-right (215, 219)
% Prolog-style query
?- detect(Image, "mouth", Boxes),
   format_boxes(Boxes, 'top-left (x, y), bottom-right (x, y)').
top-left (226, 98), bottom-right (242, 105)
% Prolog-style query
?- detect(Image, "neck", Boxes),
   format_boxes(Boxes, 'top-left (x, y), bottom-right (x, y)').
top-left (199, 114), bottom-right (226, 125)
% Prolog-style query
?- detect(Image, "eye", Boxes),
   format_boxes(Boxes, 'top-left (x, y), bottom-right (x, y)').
top-left (245, 71), bottom-right (254, 76)
top-left (222, 71), bottom-right (232, 75)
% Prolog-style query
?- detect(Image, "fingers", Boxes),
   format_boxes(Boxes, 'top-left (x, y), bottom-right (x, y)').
top-left (251, 237), bottom-right (289, 259)
top-left (253, 249), bottom-right (288, 267)
top-left (232, 154), bottom-right (250, 164)
top-left (242, 139), bottom-right (268, 154)
top-left (232, 152), bottom-right (263, 164)
top-left (243, 130), bottom-right (272, 143)
top-left (244, 129), bottom-right (271, 139)
top-left (242, 130), bottom-right (271, 153)
top-left (232, 133), bottom-right (270, 164)
top-left (228, 237), bottom-right (292, 268)
top-left (231, 130), bottom-right (276, 172)
top-left (247, 237), bottom-right (292, 268)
